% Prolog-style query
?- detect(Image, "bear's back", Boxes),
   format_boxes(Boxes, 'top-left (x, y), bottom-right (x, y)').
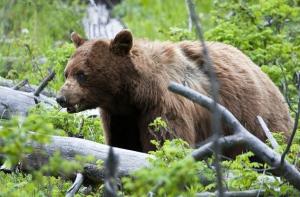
top-left (178, 41), bottom-right (292, 139)
top-left (132, 40), bottom-right (292, 142)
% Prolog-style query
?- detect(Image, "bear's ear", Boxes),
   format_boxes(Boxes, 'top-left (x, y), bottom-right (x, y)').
top-left (110, 29), bottom-right (133, 56)
top-left (71, 32), bottom-right (85, 48)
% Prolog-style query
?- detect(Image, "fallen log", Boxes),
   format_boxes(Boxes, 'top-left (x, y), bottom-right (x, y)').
top-left (0, 86), bottom-right (56, 119)
top-left (0, 77), bottom-right (56, 97)
top-left (19, 135), bottom-right (149, 179)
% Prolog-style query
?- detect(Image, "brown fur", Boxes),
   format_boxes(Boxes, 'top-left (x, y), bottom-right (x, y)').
top-left (57, 30), bottom-right (292, 153)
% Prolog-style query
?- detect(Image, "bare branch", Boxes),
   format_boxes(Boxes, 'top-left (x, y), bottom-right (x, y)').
top-left (104, 147), bottom-right (119, 197)
top-left (257, 116), bottom-right (279, 149)
top-left (196, 189), bottom-right (264, 197)
top-left (0, 77), bottom-right (55, 97)
top-left (185, 0), bottom-right (224, 195)
top-left (66, 173), bottom-right (84, 197)
top-left (34, 70), bottom-right (55, 97)
top-left (280, 87), bottom-right (300, 167)
top-left (168, 81), bottom-right (300, 190)
top-left (192, 134), bottom-right (245, 160)
top-left (12, 79), bottom-right (28, 90)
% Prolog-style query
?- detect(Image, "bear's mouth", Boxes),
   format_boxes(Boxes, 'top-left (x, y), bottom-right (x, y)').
top-left (66, 104), bottom-right (86, 113)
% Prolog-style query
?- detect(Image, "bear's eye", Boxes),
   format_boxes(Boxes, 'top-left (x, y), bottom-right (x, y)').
top-left (76, 72), bottom-right (87, 83)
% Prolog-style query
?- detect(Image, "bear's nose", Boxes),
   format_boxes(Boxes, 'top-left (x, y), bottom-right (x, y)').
top-left (56, 96), bottom-right (67, 107)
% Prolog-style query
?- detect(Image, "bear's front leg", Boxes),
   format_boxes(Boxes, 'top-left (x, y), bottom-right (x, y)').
top-left (100, 109), bottom-right (143, 152)
top-left (138, 113), bottom-right (197, 152)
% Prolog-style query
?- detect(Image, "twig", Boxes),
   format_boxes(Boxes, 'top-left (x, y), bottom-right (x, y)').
top-left (104, 147), bottom-right (119, 197)
top-left (257, 116), bottom-right (279, 149)
top-left (192, 134), bottom-right (245, 160)
top-left (12, 79), bottom-right (28, 90)
top-left (66, 173), bottom-right (84, 197)
top-left (279, 63), bottom-right (296, 113)
top-left (280, 86), bottom-right (300, 167)
top-left (185, 0), bottom-right (224, 195)
top-left (168, 81), bottom-right (300, 190)
top-left (34, 70), bottom-right (55, 97)
top-left (0, 160), bottom-right (17, 173)
top-left (196, 189), bottom-right (264, 197)
top-left (0, 77), bottom-right (56, 97)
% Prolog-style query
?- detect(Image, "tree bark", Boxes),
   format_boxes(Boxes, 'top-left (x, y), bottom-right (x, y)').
top-left (0, 86), bottom-right (55, 119)
top-left (19, 135), bottom-right (150, 180)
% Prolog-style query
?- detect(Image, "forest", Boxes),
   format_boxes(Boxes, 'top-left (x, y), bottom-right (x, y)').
top-left (0, 0), bottom-right (300, 196)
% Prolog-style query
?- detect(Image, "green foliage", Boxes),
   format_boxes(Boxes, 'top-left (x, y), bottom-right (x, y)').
top-left (0, 172), bottom-right (72, 197)
top-left (123, 139), bottom-right (213, 196)
top-left (30, 104), bottom-right (104, 143)
top-left (114, 0), bottom-right (211, 41)
top-left (0, 115), bottom-right (63, 166)
top-left (0, 0), bottom-right (84, 89)
top-left (222, 152), bottom-right (262, 190)
top-left (204, 0), bottom-right (300, 101)
top-left (46, 43), bottom-right (76, 90)
top-left (121, 117), bottom-right (300, 196)
top-left (148, 117), bottom-right (168, 133)
top-left (0, 107), bottom-right (104, 196)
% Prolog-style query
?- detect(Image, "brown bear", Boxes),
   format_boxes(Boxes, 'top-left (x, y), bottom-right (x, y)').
top-left (56, 29), bottom-right (292, 153)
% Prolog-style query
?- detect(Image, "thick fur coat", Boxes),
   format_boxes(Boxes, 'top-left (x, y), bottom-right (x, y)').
top-left (57, 30), bottom-right (292, 153)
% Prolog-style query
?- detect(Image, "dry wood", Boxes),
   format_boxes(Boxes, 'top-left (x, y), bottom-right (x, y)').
top-left (66, 173), bottom-right (84, 197)
top-left (185, 0), bottom-right (224, 195)
top-left (257, 115), bottom-right (279, 149)
top-left (0, 77), bottom-right (55, 97)
top-left (168, 81), bottom-right (300, 190)
top-left (196, 189), bottom-right (264, 197)
top-left (19, 135), bottom-right (150, 179)
top-left (0, 86), bottom-right (56, 119)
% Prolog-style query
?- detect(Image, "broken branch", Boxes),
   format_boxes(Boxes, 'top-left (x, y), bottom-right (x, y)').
top-left (34, 70), bottom-right (56, 97)
top-left (257, 116), bottom-right (279, 149)
top-left (168, 81), bottom-right (300, 190)
top-left (185, 0), bottom-right (224, 195)
top-left (66, 173), bottom-right (84, 197)
top-left (12, 79), bottom-right (28, 90)
top-left (280, 87), bottom-right (300, 167)
top-left (196, 189), bottom-right (264, 197)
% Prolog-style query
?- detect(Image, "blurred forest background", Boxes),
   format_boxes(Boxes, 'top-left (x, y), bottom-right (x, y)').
top-left (0, 0), bottom-right (300, 196)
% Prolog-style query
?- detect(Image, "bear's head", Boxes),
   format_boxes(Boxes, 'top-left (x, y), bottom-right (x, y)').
top-left (56, 30), bottom-right (135, 113)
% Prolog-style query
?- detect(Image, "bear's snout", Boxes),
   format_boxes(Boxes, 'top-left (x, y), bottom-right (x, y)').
top-left (56, 96), bottom-right (68, 107)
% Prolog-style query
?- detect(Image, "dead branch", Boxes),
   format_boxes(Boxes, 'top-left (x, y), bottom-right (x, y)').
top-left (34, 70), bottom-right (56, 97)
top-left (168, 81), bottom-right (300, 190)
top-left (257, 116), bottom-right (279, 149)
top-left (104, 147), bottom-right (119, 197)
top-left (0, 77), bottom-right (55, 97)
top-left (280, 85), bottom-right (300, 167)
top-left (66, 173), bottom-right (84, 197)
top-left (192, 134), bottom-right (246, 159)
top-left (12, 79), bottom-right (28, 90)
top-left (196, 189), bottom-right (264, 197)
top-left (185, 0), bottom-right (224, 195)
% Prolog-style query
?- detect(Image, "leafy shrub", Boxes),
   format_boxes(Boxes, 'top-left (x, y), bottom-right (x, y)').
top-left (0, 171), bottom-right (72, 197)
top-left (30, 104), bottom-right (104, 143)
top-left (123, 139), bottom-right (214, 196)
top-left (0, 0), bottom-right (84, 89)
top-left (205, 0), bottom-right (300, 104)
